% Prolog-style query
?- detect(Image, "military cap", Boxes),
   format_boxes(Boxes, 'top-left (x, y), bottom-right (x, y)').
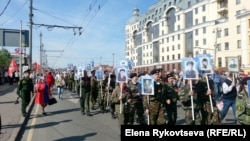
top-left (130, 73), bottom-right (137, 78)
top-left (23, 69), bottom-right (31, 73)
top-left (166, 73), bottom-right (174, 79)
top-left (157, 68), bottom-right (163, 72)
top-left (91, 70), bottom-right (95, 74)
top-left (241, 77), bottom-right (250, 85)
top-left (150, 69), bottom-right (159, 75)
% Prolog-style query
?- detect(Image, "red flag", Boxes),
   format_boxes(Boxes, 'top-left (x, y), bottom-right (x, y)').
top-left (8, 58), bottom-right (18, 76)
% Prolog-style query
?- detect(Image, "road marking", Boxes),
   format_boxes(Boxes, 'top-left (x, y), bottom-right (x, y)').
top-left (26, 105), bottom-right (39, 141)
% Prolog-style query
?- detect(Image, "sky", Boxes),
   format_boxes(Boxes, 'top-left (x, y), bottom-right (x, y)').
top-left (0, 0), bottom-right (159, 69)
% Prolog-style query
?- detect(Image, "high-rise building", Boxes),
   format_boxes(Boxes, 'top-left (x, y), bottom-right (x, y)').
top-left (125, 0), bottom-right (250, 74)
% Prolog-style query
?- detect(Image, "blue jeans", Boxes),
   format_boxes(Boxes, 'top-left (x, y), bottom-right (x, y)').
top-left (57, 86), bottom-right (64, 99)
top-left (214, 82), bottom-right (221, 101)
top-left (220, 98), bottom-right (236, 122)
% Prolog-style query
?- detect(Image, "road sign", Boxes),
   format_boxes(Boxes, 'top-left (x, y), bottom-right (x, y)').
top-left (0, 28), bottom-right (29, 47)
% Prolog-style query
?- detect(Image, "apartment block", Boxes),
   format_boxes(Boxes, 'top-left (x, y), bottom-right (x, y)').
top-left (125, 0), bottom-right (250, 74)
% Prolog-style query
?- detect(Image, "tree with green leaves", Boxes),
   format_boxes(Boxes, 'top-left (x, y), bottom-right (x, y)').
top-left (0, 49), bottom-right (11, 67)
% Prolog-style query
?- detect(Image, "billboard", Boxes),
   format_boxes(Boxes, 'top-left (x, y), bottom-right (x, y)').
top-left (0, 28), bottom-right (29, 47)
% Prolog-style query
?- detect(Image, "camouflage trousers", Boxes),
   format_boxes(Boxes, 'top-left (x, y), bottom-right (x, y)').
top-left (183, 108), bottom-right (201, 125)
top-left (147, 101), bottom-right (166, 125)
top-left (201, 102), bottom-right (221, 125)
top-left (98, 91), bottom-right (108, 112)
top-left (127, 100), bottom-right (145, 125)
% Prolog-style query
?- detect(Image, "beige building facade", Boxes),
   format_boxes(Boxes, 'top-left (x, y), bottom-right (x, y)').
top-left (125, 0), bottom-right (250, 74)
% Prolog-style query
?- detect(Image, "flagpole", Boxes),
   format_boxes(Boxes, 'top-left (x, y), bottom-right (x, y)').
top-left (19, 21), bottom-right (23, 79)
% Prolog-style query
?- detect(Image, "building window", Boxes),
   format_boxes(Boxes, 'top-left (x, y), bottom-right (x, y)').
top-left (195, 8), bottom-right (198, 14)
top-left (167, 55), bottom-right (169, 60)
top-left (172, 54), bottom-right (175, 60)
top-left (167, 37), bottom-right (169, 42)
top-left (172, 36), bottom-right (175, 41)
top-left (178, 25), bottom-right (180, 30)
top-left (224, 28), bottom-right (229, 36)
top-left (167, 46), bottom-right (169, 51)
top-left (162, 47), bottom-right (164, 52)
top-left (236, 0), bottom-right (241, 4)
top-left (178, 54), bottom-right (181, 59)
top-left (202, 5), bottom-right (206, 11)
top-left (195, 19), bottom-right (198, 25)
top-left (172, 45), bottom-right (175, 51)
top-left (162, 56), bottom-right (164, 61)
top-left (178, 34), bottom-right (180, 40)
top-left (217, 43), bottom-right (221, 51)
top-left (217, 30), bottom-right (221, 38)
top-left (236, 10), bottom-right (241, 15)
top-left (237, 40), bottom-right (241, 48)
top-left (178, 44), bottom-right (180, 49)
top-left (195, 40), bottom-right (199, 46)
top-left (237, 25), bottom-right (241, 34)
top-left (203, 27), bottom-right (206, 34)
top-left (203, 38), bottom-right (206, 45)
top-left (218, 57), bottom-right (222, 67)
top-left (202, 16), bottom-right (206, 23)
top-left (225, 42), bottom-right (229, 50)
top-left (177, 15), bottom-right (180, 21)
top-left (188, 1), bottom-right (191, 8)
top-left (195, 29), bottom-right (199, 36)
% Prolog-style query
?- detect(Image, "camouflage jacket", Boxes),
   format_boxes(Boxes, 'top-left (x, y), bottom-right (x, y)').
top-left (236, 89), bottom-right (250, 125)
top-left (178, 84), bottom-right (199, 110)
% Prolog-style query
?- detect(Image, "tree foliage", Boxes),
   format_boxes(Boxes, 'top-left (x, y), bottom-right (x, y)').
top-left (0, 49), bottom-right (11, 67)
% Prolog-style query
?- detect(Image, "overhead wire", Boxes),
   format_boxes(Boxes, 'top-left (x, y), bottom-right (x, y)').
top-left (0, 0), bottom-right (28, 27)
top-left (0, 0), bottom-right (12, 16)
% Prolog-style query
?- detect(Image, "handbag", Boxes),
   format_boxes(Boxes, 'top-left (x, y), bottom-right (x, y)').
top-left (48, 97), bottom-right (57, 105)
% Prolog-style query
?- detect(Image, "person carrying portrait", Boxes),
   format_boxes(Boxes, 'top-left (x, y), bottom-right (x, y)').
top-left (79, 70), bottom-right (92, 116)
top-left (178, 80), bottom-right (201, 125)
top-left (143, 69), bottom-right (166, 125)
top-left (126, 73), bottom-right (146, 125)
top-left (90, 70), bottom-right (99, 110)
top-left (195, 75), bottom-right (221, 125)
top-left (16, 69), bottom-right (34, 117)
top-left (163, 72), bottom-right (179, 125)
top-left (236, 77), bottom-right (250, 125)
top-left (111, 82), bottom-right (130, 127)
top-left (143, 79), bottom-right (152, 93)
top-left (98, 71), bottom-right (108, 113)
top-left (108, 74), bottom-right (117, 119)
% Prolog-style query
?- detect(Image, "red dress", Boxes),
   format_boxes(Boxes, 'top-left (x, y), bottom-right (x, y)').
top-left (35, 80), bottom-right (49, 105)
top-left (46, 72), bottom-right (54, 95)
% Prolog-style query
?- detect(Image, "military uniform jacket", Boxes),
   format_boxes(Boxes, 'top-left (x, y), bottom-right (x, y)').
top-left (126, 80), bottom-right (141, 102)
top-left (236, 90), bottom-right (250, 125)
top-left (178, 84), bottom-right (199, 110)
top-left (81, 76), bottom-right (91, 92)
top-left (111, 85), bottom-right (129, 113)
top-left (17, 77), bottom-right (34, 95)
top-left (143, 80), bottom-right (163, 109)
top-left (163, 83), bottom-right (178, 106)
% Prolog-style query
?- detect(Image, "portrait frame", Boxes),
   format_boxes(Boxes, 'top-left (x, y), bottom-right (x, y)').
top-left (141, 75), bottom-right (154, 95)
top-left (95, 70), bottom-right (104, 81)
top-left (227, 57), bottom-right (239, 72)
top-left (182, 58), bottom-right (199, 80)
top-left (197, 54), bottom-right (213, 75)
top-left (116, 67), bottom-right (128, 82)
top-left (77, 67), bottom-right (84, 77)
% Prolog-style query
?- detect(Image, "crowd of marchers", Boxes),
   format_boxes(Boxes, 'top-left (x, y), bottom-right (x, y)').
top-left (15, 67), bottom-right (250, 126)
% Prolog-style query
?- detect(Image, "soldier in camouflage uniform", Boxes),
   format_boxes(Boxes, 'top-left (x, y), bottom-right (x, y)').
top-left (126, 73), bottom-right (146, 125)
top-left (98, 72), bottom-right (108, 113)
top-left (79, 70), bottom-right (92, 116)
top-left (16, 69), bottom-right (34, 117)
top-left (178, 80), bottom-right (201, 125)
top-left (163, 72), bottom-right (179, 125)
top-left (195, 75), bottom-right (221, 125)
top-left (90, 70), bottom-right (99, 110)
top-left (143, 69), bottom-right (166, 125)
top-left (111, 82), bottom-right (130, 127)
top-left (236, 77), bottom-right (250, 125)
top-left (68, 70), bottom-right (75, 92)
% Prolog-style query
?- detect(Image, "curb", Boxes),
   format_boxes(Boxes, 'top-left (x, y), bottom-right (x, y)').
top-left (7, 95), bottom-right (35, 141)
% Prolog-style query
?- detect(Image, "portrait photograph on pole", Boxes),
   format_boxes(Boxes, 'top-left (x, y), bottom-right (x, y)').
top-left (95, 69), bottom-right (104, 81)
top-left (227, 57), bottom-right (239, 72)
top-left (196, 54), bottom-right (213, 75)
top-left (141, 75), bottom-right (154, 95)
top-left (182, 58), bottom-right (198, 80)
top-left (116, 67), bottom-right (127, 82)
